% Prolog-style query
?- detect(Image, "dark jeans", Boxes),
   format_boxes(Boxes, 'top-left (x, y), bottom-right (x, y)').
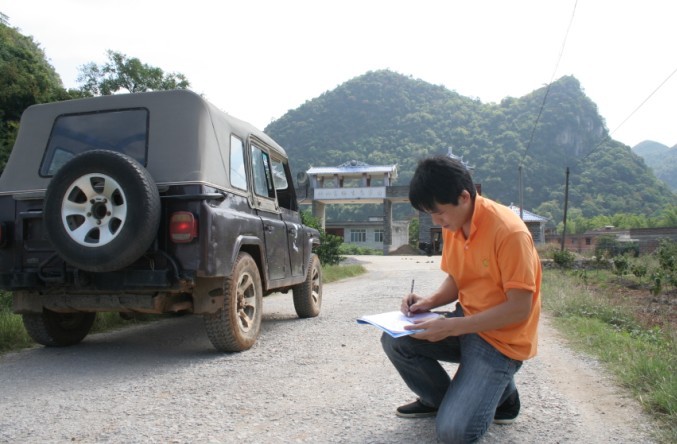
top-left (381, 304), bottom-right (522, 443)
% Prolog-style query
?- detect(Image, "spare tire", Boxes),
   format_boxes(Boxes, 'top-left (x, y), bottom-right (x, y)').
top-left (44, 150), bottom-right (161, 272)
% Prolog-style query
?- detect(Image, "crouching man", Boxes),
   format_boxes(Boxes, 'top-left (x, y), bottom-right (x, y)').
top-left (381, 155), bottom-right (541, 443)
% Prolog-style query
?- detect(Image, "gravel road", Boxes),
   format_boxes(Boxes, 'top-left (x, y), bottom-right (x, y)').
top-left (0, 255), bottom-right (658, 443)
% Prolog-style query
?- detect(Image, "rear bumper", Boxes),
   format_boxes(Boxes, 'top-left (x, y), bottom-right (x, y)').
top-left (0, 267), bottom-right (184, 292)
top-left (12, 290), bottom-right (194, 315)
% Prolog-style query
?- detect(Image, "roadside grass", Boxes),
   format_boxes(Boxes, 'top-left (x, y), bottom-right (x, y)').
top-left (542, 269), bottom-right (676, 443)
top-left (0, 291), bottom-right (32, 353)
top-left (0, 263), bottom-right (367, 355)
top-left (0, 290), bottom-right (160, 354)
top-left (323, 263), bottom-right (367, 283)
top-left (0, 305), bottom-right (34, 353)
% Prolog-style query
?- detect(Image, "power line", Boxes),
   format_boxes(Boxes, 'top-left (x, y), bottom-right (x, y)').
top-left (609, 65), bottom-right (677, 139)
top-left (517, 0), bottom-right (577, 219)
top-left (520, 0), bottom-right (578, 167)
top-left (576, 64), bottom-right (677, 165)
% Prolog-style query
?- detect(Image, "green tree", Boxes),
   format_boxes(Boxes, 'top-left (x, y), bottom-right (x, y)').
top-left (77, 50), bottom-right (190, 95)
top-left (589, 214), bottom-right (612, 229)
top-left (0, 21), bottom-right (69, 172)
top-left (658, 205), bottom-right (677, 227)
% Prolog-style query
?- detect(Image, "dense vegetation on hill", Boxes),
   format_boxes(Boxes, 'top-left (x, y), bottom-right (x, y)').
top-left (266, 70), bottom-right (676, 224)
top-left (633, 141), bottom-right (677, 192)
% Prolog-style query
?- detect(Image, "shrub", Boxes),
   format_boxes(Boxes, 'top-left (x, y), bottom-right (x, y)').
top-left (653, 240), bottom-right (677, 292)
top-left (630, 262), bottom-right (648, 283)
top-left (315, 233), bottom-right (343, 265)
top-left (300, 211), bottom-right (343, 266)
top-left (612, 255), bottom-right (629, 276)
top-left (553, 249), bottom-right (575, 268)
top-left (0, 291), bottom-right (10, 310)
top-left (655, 240), bottom-right (676, 273)
top-left (649, 271), bottom-right (663, 296)
top-left (338, 244), bottom-right (382, 255)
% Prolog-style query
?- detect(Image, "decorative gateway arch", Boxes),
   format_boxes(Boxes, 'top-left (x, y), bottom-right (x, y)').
top-left (300, 160), bottom-right (410, 254)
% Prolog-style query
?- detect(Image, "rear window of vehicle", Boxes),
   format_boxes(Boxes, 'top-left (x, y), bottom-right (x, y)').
top-left (39, 108), bottom-right (149, 176)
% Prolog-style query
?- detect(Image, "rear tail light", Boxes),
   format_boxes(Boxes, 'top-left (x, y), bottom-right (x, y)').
top-left (169, 212), bottom-right (198, 243)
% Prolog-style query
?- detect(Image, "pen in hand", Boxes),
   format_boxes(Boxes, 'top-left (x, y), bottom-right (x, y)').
top-left (407, 279), bottom-right (415, 316)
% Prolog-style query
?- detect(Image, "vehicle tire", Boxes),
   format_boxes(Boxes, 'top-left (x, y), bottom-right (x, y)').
top-left (203, 253), bottom-right (263, 352)
top-left (22, 309), bottom-right (96, 347)
top-left (43, 150), bottom-right (161, 272)
top-left (292, 253), bottom-right (322, 318)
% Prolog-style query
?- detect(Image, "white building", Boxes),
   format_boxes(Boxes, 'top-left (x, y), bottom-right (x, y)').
top-left (325, 217), bottom-right (410, 251)
top-left (302, 160), bottom-right (411, 254)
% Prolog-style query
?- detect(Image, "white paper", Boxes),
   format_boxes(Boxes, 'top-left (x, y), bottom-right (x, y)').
top-left (356, 311), bottom-right (441, 337)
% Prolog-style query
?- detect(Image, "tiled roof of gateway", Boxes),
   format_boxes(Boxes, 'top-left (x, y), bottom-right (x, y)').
top-left (507, 204), bottom-right (549, 223)
top-left (307, 160), bottom-right (397, 177)
top-left (307, 165), bottom-right (395, 174)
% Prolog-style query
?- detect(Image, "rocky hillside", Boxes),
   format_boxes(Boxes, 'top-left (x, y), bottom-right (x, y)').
top-left (266, 70), bottom-right (675, 222)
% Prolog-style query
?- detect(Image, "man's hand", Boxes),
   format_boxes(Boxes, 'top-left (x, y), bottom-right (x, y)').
top-left (401, 293), bottom-right (433, 317)
top-left (405, 316), bottom-right (464, 342)
top-left (401, 274), bottom-right (460, 317)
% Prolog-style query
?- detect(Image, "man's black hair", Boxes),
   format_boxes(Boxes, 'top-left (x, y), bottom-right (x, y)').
top-left (409, 155), bottom-right (477, 212)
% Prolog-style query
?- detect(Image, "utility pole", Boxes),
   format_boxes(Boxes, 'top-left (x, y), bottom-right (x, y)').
top-left (560, 167), bottom-right (570, 251)
top-left (518, 165), bottom-right (524, 220)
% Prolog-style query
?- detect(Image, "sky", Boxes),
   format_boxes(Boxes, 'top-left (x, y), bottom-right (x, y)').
top-left (1, 0), bottom-right (676, 148)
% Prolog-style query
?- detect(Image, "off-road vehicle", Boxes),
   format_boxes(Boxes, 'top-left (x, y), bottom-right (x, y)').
top-left (0, 89), bottom-right (322, 352)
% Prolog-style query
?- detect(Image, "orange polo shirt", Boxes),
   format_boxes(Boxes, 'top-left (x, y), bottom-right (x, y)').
top-left (440, 195), bottom-right (541, 361)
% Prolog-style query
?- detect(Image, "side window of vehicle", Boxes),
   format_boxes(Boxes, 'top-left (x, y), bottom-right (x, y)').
top-left (271, 158), bottom-right (298, 212)
top-left (251, 144), bottom-right (275, 199)
top-left (230, 135), bottom-right (247, 190)
top-left (270, 159), bottom-right (289, 190)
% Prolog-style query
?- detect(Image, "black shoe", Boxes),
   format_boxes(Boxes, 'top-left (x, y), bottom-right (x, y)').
top-left (396, 399), bottom-right (438, 418)
top-left (494, 390), bottom-right (520, 424)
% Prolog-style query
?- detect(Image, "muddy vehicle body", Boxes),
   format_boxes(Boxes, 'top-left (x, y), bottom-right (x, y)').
top-left (0, 90), bottom-right (322, 352)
